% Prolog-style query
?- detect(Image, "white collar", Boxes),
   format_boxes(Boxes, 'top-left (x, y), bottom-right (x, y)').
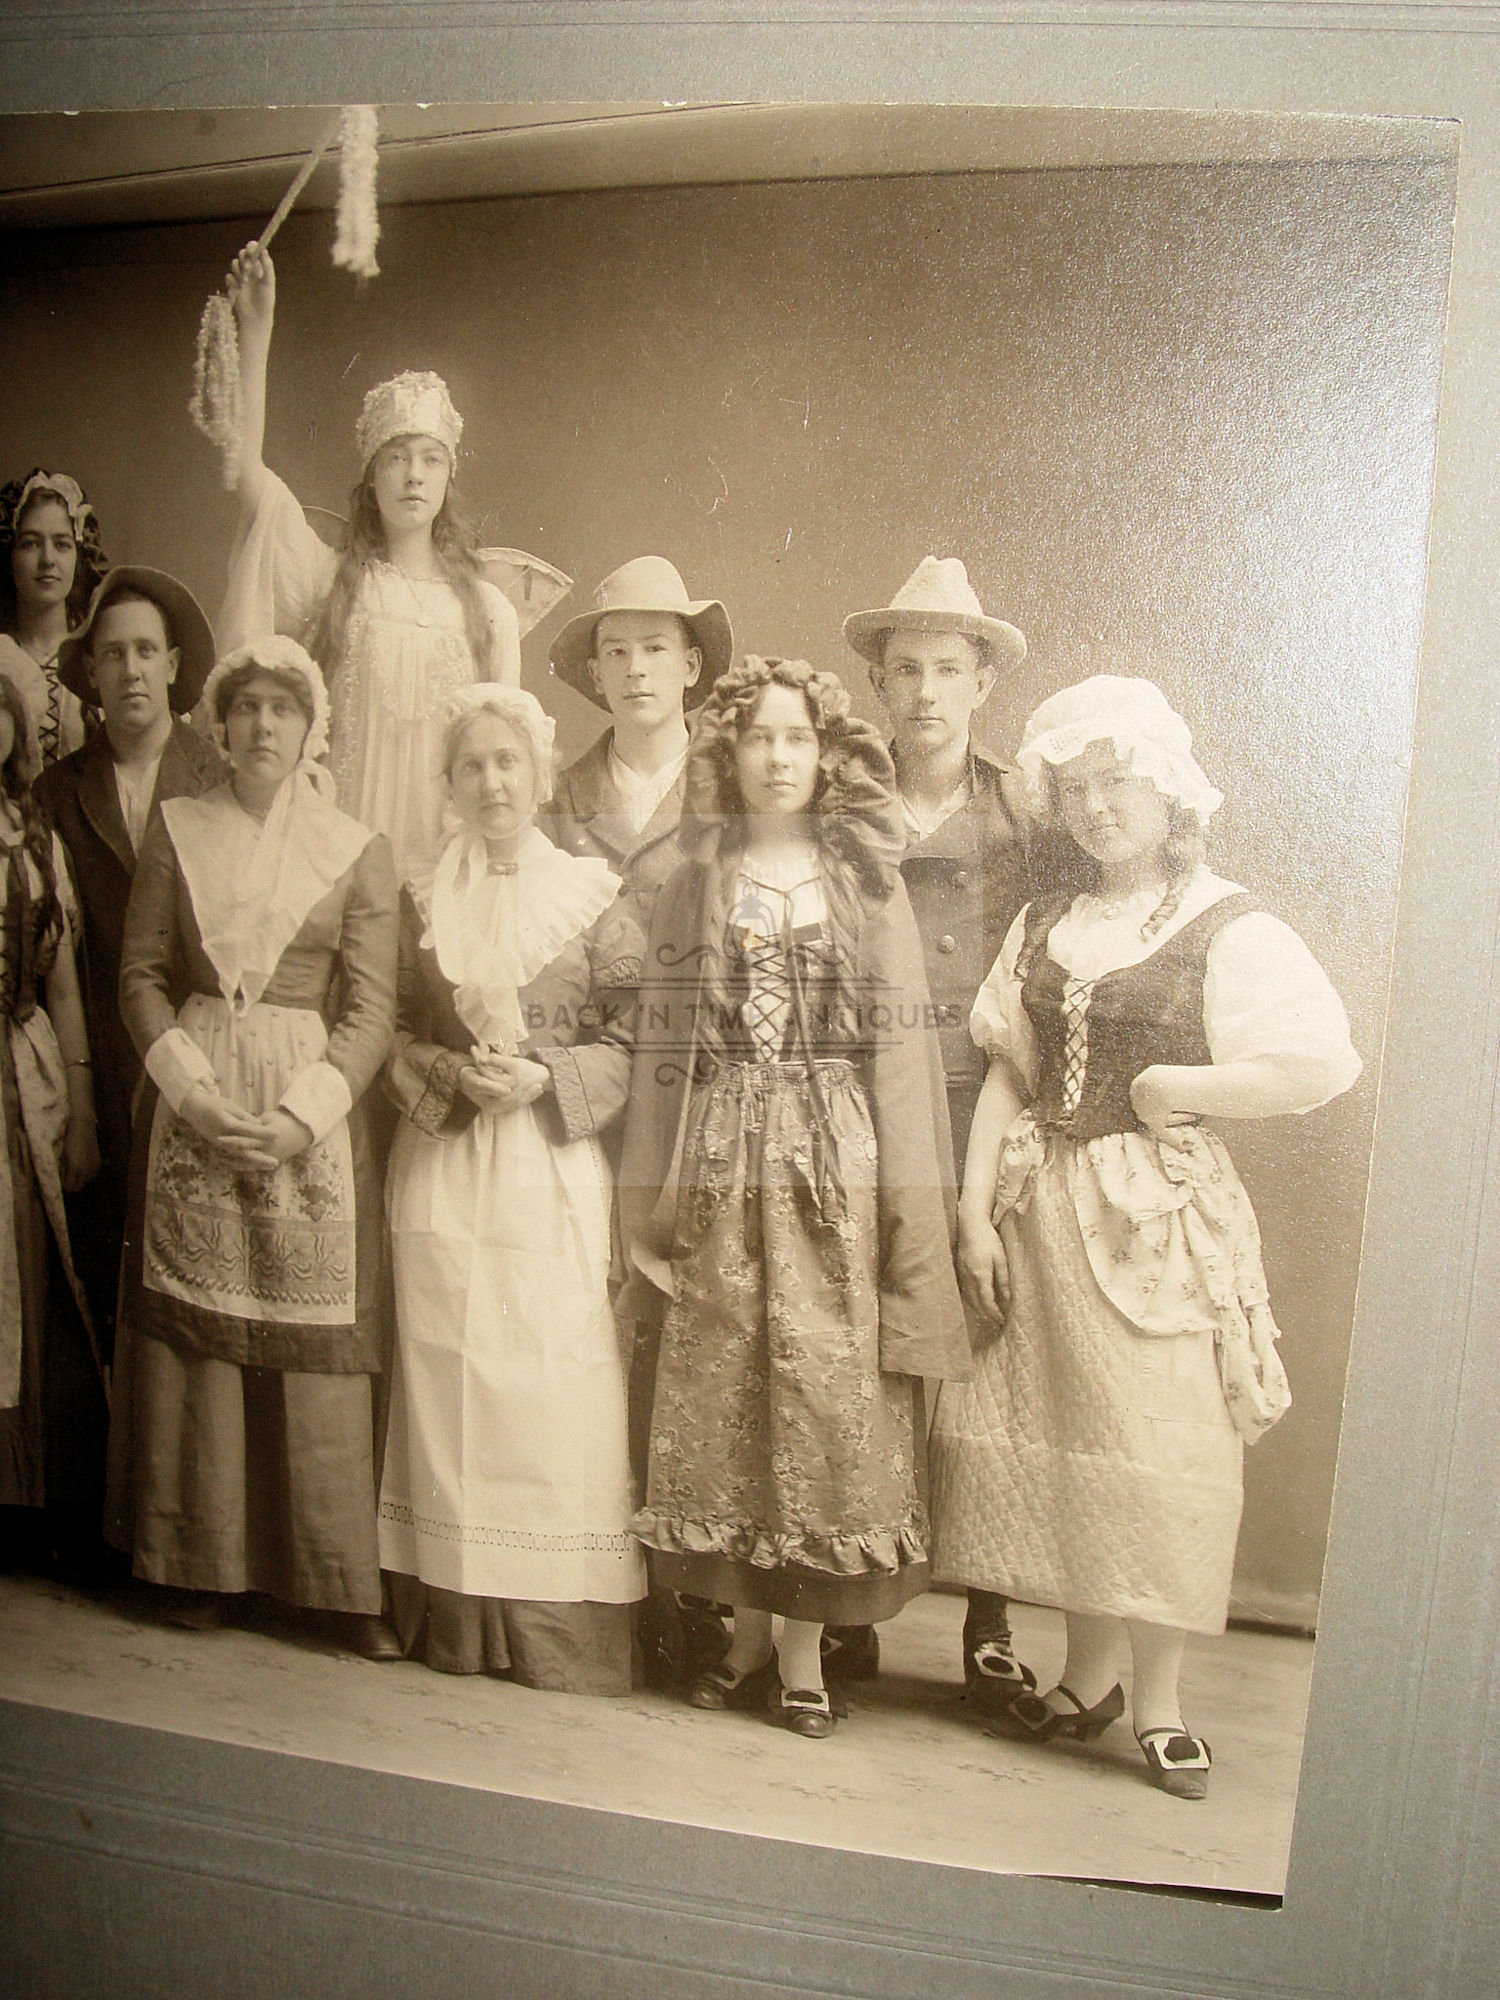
top-left (607, 739), bottom-right (687, 834)
top-left (422, 823), bottom-right (620, 1050)
top-left (162, 775), bottom-right (373, 1012)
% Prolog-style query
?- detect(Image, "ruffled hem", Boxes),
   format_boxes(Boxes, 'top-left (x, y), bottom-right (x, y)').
top-left (630, 1506), bottom-right (928, 1578)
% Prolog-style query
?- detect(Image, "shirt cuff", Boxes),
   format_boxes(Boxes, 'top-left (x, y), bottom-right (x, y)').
top-left (143, 1028), bottom-right (217, 1114)
top-left (279, 1061), bottom-right (353, 1144)
top-left (531, 1045), bottom-right (587, 1142)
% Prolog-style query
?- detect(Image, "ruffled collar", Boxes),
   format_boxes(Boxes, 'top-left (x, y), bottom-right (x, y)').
top-left (162, 774), bottom-right (373, 1013)
top-left (418, 822), bottom-right (619, 1050)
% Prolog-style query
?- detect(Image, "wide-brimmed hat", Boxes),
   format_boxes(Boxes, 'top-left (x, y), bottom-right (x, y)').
top-left (57, 566), bottom-right (216, 712)
top-left (843, 556), bottom-right (1026, 670)
top-left (548, 556), bottom-right (733, 711)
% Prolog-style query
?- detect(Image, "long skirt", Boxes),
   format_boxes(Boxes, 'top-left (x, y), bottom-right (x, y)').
top-left (0, 1013), bottom-right (106, 1536)
top-left (378, 1097), bottom-right (643, 1693)
top-left (127, 1336), bottom-right (380, 1610)
top-left (106, 995), bottom-right (383, 1612)
top-left (632, 1058), bottom-right (930, 1626)
top-left (929, 1148), bottom-right (1244, 1635)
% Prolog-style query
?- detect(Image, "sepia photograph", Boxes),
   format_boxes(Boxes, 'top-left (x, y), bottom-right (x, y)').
top-left (0, 91), bottom-right (1463, 1931)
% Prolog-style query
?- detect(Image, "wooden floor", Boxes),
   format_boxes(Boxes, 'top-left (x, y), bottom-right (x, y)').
top-left (0, 1569), bottom-right (1312, 1897)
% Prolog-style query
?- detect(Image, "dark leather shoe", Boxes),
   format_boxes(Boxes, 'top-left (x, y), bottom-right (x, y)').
top-left (821, 1624), bottom-right (880, 1682)
top-left (331, 1612), bottom-right (404, 1661)
top-left (159, 1587), bottom-right (224, 1631)
top-left (773, 1685), bottom-right (836, 1738)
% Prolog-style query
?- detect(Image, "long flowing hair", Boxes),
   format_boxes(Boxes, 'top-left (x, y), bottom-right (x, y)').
top-left (0, 673), bottom-right (62, 963)
top-left (0, 472), bottom-right (110, 637)
top-left (304, 460), bottom-right (495, 685)
top-left (680, 656), bottom-right (903, 1056)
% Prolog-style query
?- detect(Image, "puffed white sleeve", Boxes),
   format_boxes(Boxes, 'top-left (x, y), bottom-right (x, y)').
top-left (969, 905), bottom-right (1039, 1092)
top-left (478, 580), bottom-right (522, 687)
top-left (1203, 911), bottom-right (1363, 1110)
top-left (217, 468), bottom-right (338, 654)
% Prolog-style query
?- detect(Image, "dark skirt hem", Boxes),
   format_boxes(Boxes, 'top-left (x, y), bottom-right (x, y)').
top-left (647, 1548), bottom-right (930, 1624)
top-left (387, 1572), bottom-right (639, 1694)
top-left (130, 1547), bottom-right (379, 1615)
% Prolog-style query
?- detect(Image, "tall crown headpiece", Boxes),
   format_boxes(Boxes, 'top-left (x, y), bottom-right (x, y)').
top-left (354, 371), bottom-right (463, 469)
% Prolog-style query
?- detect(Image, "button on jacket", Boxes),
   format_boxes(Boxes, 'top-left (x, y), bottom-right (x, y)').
top-left (896, 748), bottom-right (1030, 1169)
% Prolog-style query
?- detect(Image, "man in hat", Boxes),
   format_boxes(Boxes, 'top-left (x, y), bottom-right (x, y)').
top-left (40, 567), bottom-right (222, 1356)
top-left (844, 555), bottom-right (1034, 1709)
top-left (543, 556), bottom-right (735, 1689)
top-left (541, 555), bottom-right (732, 931)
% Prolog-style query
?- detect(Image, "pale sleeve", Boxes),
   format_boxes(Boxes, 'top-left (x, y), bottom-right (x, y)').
top-left (1203, 911), bottom-right (1363, 1109)
top-left (969, 905), bottom-right (1039, 1090)
top-left (217, 467), bottom-right (339, 654)
top-left (478, 579), bottom-right (522, 687)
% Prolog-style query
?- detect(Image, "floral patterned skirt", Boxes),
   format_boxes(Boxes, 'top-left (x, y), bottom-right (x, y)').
top-left (632, 1058), bottom-right (930, 1624)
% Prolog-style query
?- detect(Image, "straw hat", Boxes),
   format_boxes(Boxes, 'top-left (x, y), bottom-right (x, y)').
top-left (57, 566), bottom-right (216, 712)
top-left (843, 556), bottom-right (1026, 669)
top-left (548, 556), bottom-right (733, 710)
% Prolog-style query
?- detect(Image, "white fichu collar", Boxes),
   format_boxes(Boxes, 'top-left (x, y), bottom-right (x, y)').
top-left (162, 772), bottom-right (372, 1013)
top-left (421, 823), bottom-right (619, 1052)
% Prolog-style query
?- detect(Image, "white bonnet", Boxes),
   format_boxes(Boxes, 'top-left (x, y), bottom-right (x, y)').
top-left (1017, 674), bottom-right (1223, 821)
top-left (201, 636), bottom-right (332, 765)
top-left (440, 683), bottom-right (557, 804)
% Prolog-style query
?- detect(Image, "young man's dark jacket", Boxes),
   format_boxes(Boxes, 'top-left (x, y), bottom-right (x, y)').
top-left (894, 747), bottom-right (1031, 1171)
top-left (37, 718), bottom-right (223, 1349)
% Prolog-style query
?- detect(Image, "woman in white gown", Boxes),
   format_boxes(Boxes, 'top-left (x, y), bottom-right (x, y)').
top-left (378, 685), bottom-right (646, 1692)
top-left (213, 244), bottom-right (522, 883)
top-left (929, 675), bottom-right (1362, 1799)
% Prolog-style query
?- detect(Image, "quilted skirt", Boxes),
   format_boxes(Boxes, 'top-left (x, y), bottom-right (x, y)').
top-left (929, 1143), bottom-right (1244, 1635)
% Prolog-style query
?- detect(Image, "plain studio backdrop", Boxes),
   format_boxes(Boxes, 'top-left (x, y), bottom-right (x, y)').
top-left (1, 145), bottom-right (1452, 1628)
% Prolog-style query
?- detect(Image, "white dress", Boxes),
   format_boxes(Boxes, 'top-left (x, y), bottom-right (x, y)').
top-left (377, 831), bottom-right (645, 1611)
top-left (218, 470), bottom-right (521, 881)
top-left (929, 868), bottom-right (1361, 1633)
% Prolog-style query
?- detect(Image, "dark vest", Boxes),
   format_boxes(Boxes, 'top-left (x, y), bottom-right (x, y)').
top-left (1022, 891), bottom-right (1252, 1140)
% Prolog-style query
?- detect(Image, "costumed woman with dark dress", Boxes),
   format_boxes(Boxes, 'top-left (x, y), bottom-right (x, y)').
top-left (0, 468), bottom-right (110, 767)
top-left (107, 636), bottom-right (400, 1653)
top-left (377, 684), bottom-right (646, 1691)
top-left (621, 656), bottom-right (969, 1738)
top-left (0, 672), bottom-right (105, 1574)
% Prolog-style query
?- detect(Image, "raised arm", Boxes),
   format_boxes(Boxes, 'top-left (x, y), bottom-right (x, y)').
top-left (214, 245), bottom-right (337, 654)
top-left (227, 242), bottom-right (277, 518)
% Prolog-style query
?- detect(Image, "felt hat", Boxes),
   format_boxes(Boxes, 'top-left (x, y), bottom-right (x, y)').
top-left (57, 565), bottom-right (216, 712)
top-left (548, 556), bottom-right (733, 711)
top-left (843, 556), bottom-right (1026, 669)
